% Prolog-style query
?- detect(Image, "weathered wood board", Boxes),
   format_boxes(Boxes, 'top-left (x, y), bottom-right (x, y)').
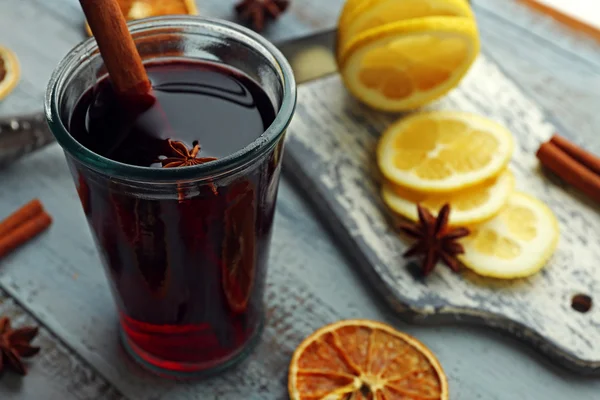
top-left (283, 54), bottom-right (600, 374)
top-left (0, 291), bottom-right (126, 400)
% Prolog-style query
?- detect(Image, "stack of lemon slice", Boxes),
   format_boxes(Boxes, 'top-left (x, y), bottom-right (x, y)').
top-left (336, 0), bottom-right (480, 111)
top-left (378, 111), bottom-right (560, 279)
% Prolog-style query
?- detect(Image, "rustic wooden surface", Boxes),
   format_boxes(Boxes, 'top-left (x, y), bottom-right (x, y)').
top-left (285, 57), bottom-right (600, 372)
top-left (0, 0), bottom-right (598, 398)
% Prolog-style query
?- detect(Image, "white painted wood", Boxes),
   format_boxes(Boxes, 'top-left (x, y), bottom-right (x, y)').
top-left (0, 291), bottom-right (125, 399)
top-left (285, 59), bottom-right (600, 371)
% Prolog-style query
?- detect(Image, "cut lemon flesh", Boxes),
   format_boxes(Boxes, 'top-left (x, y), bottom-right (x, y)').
top-left (289, 320), bottom-right (448, 400)
top-left (0, 46), bottom-right (20, 101)
top-left (377, 111), bottom-right (514, 192)
top-left (458, 192), bottom-right (559, 279)
top-left (383, 169), bottom-right (514, 226)
top-left (340, 17), bottom-right (480, 111)
top-left (338, 0), bottom-right (474, 57)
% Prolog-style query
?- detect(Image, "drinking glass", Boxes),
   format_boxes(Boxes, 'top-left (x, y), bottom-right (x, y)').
top-left (45, 16), bottom-right (296, 378)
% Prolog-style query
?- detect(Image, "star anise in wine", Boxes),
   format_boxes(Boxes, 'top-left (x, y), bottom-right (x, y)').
top-left (235, 0), bottom-right (290, 31)
top-left (0, 316), bottom-right (40, 375)
top-left (398, 204), bottom-right (470, 276)
top-left (159, 139), bottom-right (217, 168)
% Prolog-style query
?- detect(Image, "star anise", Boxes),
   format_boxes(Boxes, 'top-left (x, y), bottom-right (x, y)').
top-left (398, 204), bottom-right (470, 276)
top-left (0, 317), bottom-right (40, 375)
top-left (159, 139), bottom-right (217, 168)
top-left (235, 0), bottom-right (290, 31)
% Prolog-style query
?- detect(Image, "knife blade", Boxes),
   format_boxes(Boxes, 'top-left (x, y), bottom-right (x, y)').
top-left (0, 112), bottom-right (56, 168)
top-left (0, 28), bottom-right (338, 167)
top-left (276, 28), bottom-right (338, 85)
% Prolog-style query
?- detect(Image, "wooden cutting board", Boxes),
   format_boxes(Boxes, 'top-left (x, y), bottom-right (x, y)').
top-left (282, 53), bottom-right (600, 375)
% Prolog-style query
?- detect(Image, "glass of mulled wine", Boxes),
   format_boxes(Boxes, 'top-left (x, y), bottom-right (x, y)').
top-left (44, 16), bottom-right (296, 378)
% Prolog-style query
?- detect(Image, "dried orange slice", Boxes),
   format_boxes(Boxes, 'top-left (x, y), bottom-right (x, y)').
top-left (289, 320), bottom-right (448, 400)
top-left (0, 46), bottom-right (20, 101)
top-left (85, 0), bottom-right (199, 36)
top-left (222, 181), bottom-right (256, 313)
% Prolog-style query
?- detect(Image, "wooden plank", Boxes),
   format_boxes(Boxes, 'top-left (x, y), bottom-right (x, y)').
top-left (197, 0), bottom-right (342, 41)
top-left (0, 291), bottom-right (125, 400)
top-left (283, 60), bottom-right (600, 372)
top-left (516, 0), bottom-right (600, 43)
top-left (472, 0), bottom-right (600, 154)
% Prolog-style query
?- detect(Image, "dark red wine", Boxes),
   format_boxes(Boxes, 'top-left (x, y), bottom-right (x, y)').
top-left (70, 60), bottom-right (275, 165)
top-left (68, 60), bottom-right (280, 374)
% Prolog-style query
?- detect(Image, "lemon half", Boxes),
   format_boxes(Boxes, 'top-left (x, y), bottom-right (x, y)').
top-left (337, 0), bottom-right (474, 58)
top-left (339, 17), bottom-right (480, 111)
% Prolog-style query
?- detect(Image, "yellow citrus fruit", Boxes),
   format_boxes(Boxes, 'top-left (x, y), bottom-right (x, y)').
top-left (459, 192), bottom-right (560, 279)
top-left (337, 0), bottom-right (474, 58)
top-left (339, 17), bottom-right (480, 111)
top-left (377, 111), bottom-right (514, 192)
top-left (0, 46), bottom-right (20, 101)
top-left (289, 319), bottom-right (448, 400)
top-left (383, 169), bottom-right (515, 226)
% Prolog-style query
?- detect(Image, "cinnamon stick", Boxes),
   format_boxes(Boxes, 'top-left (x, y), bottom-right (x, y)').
top-left (79, 0), bottom-right (152, 100)
top-left (536, 141), bottom-right (600, 203)
top-left (550, 134), bottom-right (600, 176)
top-left (0, 199), bottom-right (44, 238)
top-left (0, 212), bottom-right (52, 259)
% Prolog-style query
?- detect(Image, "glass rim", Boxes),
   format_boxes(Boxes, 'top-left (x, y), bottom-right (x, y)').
top-left (44, 16), bottom-right (297, 183)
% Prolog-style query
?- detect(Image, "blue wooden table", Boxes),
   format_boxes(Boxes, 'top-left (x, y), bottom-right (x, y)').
top-left (0, 0), bottom-right (599, 398)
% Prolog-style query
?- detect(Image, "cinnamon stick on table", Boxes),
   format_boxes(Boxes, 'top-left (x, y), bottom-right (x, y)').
top-left (0, 199), bottom-right (53, 259)
top-left (536, 139), bottom-right (600, 204)
top-left (550, 134), bottom-right (600, 176)
top-left (0, 199), bottom-right (43, 238)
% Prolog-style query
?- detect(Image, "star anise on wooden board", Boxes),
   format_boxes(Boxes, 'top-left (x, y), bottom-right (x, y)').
top-left (235, 0), bottom-right (290, 31)
top-left (159, 139), bottom-right (217, 168)
top-left (398, 204), bottom-right (470, 276)
top-left (0, 316), bottom-right (40, 375)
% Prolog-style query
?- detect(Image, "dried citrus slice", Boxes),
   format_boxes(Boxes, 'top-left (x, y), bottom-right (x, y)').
top-left (222, 181), bottom-right (256, 313)
top-left (339, 17), bottom-right (479, 111)
top-left (85, 0), bottom-right (198, 36)
top-left (337, 0), bottom-right (474, 58)
top-left (459, 192), bottom-right (560, 279)
top-left (0, 46), bottom-right (20, 101)
top-left (377, 111), bottom-right (514, 192)
top-left (289, 320), bottom-right (448, 400)
top-left (383, 169), bottom-right (514, 226)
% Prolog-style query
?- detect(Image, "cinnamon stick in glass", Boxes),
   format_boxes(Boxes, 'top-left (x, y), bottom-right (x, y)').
top-left (79, 0), bottom-right (154, 107)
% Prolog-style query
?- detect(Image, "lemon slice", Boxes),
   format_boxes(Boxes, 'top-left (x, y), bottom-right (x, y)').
top-left (459, 192), bottom-right (560, 279)
top-left (0, 46), bottom-right (20, 101)
top-left (337, 0), bottom-right (474, 57)
top-left (339, 17), bottom-right (480, 111)
top-left (377, 111), bottom-right (514, 192)
top-left (383, 169), bottom-right (514, 226)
